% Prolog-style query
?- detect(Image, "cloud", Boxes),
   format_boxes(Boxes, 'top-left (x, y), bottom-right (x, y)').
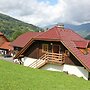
top-left (61, 0), bottom-right (90, 25)
top-left (0, 0), bottom-right (90, 27)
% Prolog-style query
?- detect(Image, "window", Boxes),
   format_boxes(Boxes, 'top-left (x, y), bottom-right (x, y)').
top-left (42, 44), bottom-right (48, 52)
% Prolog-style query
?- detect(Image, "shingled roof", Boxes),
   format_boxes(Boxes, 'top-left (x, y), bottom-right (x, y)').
top-left (14, 26), bottom-right (90, 72)
top-left (0, 32), bottom-right (13, 50)
top-left (74, 41), bottom-right (89, 48)
top-left (12, 32), bottom-right (43, 48)
top-left (0, 42), bottom-right (13, 50)
top-left (35, 26), bottom-right (61, 41)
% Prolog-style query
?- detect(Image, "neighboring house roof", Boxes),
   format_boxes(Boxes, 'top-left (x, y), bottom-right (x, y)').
top-left (0, 32), bottom-right (9, 43)
top-left (0, 42), bottom-right (13, 50)
top-left (12, 32), bottom-right (43, 48)
top-left (0, 32), bottom-right (3, 35)
top-left (0, 32), bottom-right (13, 51)
top-left (14, 26), bottom-right (90, 72)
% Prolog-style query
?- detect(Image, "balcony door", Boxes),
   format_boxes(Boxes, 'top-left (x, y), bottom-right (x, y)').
top-left (53, 45), bottom-right (60, 54)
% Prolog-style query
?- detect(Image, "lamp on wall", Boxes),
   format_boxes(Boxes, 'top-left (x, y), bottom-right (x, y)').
top-left (50, 43), bottom-right (53, 45)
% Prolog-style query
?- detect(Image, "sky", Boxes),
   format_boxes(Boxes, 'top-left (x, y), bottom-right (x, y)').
top-left (0, 0), bottom-right (90, 27)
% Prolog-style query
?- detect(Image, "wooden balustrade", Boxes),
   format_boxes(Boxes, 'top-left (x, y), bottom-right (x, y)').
top-left (29, 52), bottom-right (65, 68)
top-left (46, 52), bottom-right (65, 64)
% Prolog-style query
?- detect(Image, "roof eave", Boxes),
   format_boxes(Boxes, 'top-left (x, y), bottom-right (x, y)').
top-left (34, 38), bottom-right (61, 42)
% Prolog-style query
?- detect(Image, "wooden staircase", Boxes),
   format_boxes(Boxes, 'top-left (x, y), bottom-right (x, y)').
top-left (29, 53), bottom-right (65, 68)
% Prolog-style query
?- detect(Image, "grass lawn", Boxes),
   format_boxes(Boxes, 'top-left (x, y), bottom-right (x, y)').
top-left (0, 60), bottom-right (90, 90)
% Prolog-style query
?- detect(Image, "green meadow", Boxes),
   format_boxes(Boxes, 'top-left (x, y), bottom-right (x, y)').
top-left (0, 60), bottom-right (90, 90)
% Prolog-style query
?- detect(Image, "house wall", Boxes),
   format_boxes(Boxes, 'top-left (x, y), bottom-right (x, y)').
top-left (41, 64), bottom-right (89, 80)
top-left (24, 40), bottom-right (66, 58)
top-left (65, 53), bottom-right (83, 67)
top-left (23, 40), bottom-right (83, 67)
top-left (24, 41), bottom-right (39, 59)
top-left (23, 57), bottom-right (37, 66)
top-left (38, 41), bottom-right (54, 57)
top-left (0, 50), bottom-right (7, 55)
top-left (0, 36), bottom-right (8, 46)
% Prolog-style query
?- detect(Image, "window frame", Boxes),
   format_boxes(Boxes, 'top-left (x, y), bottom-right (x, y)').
top-left (42, 44), bottom-right (48, 53)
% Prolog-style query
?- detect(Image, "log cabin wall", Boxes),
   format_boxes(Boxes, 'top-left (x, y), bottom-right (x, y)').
top-left (24, 41), bottom-right (39, 59)
top-left (65, 53), bottom-right (83, 67)
top-left (38, 41), bottom-right (53, 57)
top-left (23, 41), bottom-right (63, 59)
top-left (23, 40), bottom-right (83, 66)
top-left (38, 40), bottom-right (66, 57)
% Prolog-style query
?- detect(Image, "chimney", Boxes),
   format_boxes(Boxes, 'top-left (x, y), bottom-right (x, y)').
top-left (57, 24), bottom-right (64, 29)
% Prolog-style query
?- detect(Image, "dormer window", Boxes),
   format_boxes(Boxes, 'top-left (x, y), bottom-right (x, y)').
top-left (74, 41), bottom-right (89, 55)
top-left (79, 48), bottom-right (88, 55)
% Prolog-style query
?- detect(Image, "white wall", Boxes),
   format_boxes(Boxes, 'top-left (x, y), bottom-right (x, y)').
top-left (41, 64), bottom-right (89, 80)
top-left (23, 57), bottom-right (37, 66)
top-left (41, 64), bottom-right (64, 72)
top-left (63, 64), bottom-right (89, 80)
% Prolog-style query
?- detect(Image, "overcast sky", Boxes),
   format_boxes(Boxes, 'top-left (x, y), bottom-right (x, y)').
top-left (0, 0), bottom-right (90, 27)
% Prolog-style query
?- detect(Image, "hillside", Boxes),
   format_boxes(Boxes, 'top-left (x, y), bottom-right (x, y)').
top-left (0, 13), bottom-right (42, 41)
top-left (85, 35), bottom-right (90, 40)
top-left (64, 23), bottom-right (90, 37)
top-left (0, 60), bottom-right (90, 90)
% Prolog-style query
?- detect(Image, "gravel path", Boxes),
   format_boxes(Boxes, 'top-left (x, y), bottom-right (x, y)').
top-left (0, 56), bottom-right (14, 63)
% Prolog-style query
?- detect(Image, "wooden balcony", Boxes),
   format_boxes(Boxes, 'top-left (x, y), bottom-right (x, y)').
top-left (29, 52), bottom-right (65, 68)
top-left (45, 52), bottom-right (65, 64)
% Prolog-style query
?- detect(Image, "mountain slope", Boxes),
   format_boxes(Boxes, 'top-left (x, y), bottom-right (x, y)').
top-left (64, 23), bottom-right (90, 37)
top-left (0, 13), bottom-right (42, 41)
top-left (85, 35), bottom-right (90, 40)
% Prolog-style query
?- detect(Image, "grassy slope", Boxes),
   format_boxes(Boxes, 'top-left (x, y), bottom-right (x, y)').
top-left (0, 60), bottom-right (90, 90)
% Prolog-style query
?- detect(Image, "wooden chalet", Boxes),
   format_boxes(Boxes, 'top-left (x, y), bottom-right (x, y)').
top-left (12, 25), bottom-right (90, 80)
top-left (0, 32), bottom-right (13, 56)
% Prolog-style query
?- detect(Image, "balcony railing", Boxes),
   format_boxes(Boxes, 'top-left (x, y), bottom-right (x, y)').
top-left (45, 52), bottom-right (65, 64)
top-left (29, 52), bottom-right (65, 68)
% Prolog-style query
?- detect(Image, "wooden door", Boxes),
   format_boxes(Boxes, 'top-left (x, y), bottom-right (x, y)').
top-left (53, 45), bottom-right (60, 53)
